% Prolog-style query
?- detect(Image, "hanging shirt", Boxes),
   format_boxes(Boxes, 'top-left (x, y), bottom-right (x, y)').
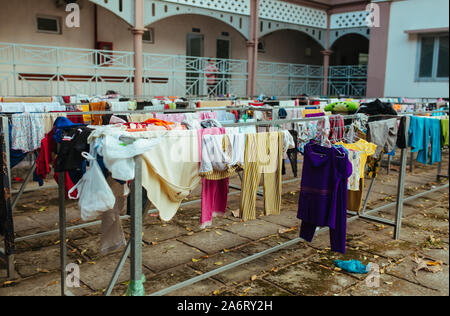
top-left (336, 139), bottom-right (377, 179)
top-left (297, 141), bottom-right (353, 254)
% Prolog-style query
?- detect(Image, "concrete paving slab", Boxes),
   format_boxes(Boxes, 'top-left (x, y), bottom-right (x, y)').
top-left (263, 261), bottom-right (358, 296)
top-left (222, 219), bottom-right (284, 241)
top-left (346, 273), bottom-right (440, 296)
top-left (77, 254), bottom-right (151, 292)
top-left (386, 256), bottom-right (449, 295)
top-left (14, 245), bottom-right (81, 278)
top-left (142, 223), bottom-right (185, 244)
top-left (13, 216), bottom-right (41, 233)
top-left (260, 210), bottom-right (299, 228)
top-left (142, 266), bottom-right (223, 296)
top-left (230, 279), bottom-right (293, 296)
top-left (141, 240), bottom-right (203, 273)
top-left (0, 271), bottom-right (91, 296)
top-left (178, 229), bottom-right (251, 255)
top-left (70, 235), bottom-right (126, 261)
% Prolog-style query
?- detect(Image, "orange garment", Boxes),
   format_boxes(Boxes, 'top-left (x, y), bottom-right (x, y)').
top-left (90, 101), bottom-right (106, 126)
top-left (143, 118), bottom-right (175, 127)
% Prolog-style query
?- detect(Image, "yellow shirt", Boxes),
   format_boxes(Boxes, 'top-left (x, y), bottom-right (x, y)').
top-left (336, 139), bottom-right (377, 179)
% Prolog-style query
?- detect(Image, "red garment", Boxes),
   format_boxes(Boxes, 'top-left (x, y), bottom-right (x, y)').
top-left (66, 111), bottom-right (84, 124)
top-left (62, 96), bottom-right (71, 104)
top-left (36, 130), bottom-right (56, 180)
top-left (54, 172), bottom-right (77, 199)
top-left (36, 135), bottom-right (51, 180)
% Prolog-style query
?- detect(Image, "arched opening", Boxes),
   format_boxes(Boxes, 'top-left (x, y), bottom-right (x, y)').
top-left (258, 29), bottom-right (325, 65)
top-left (145, 14), bottom-right (248, 58)
top-left (256, 29), bottom-right (325, 97)
top-left (330, 33), bottom-right (369, 66)
top-left (143, 14), bottom-right (249, 97)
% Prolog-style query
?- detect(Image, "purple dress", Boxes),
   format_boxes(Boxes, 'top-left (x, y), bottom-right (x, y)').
top-left (297, 141), bottom-right (352, 254)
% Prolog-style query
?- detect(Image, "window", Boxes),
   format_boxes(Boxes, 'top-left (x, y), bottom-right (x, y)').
top-left (417, 34), bottom-right (449, 81)
top-left (143, 28), bottom-right (154, 44)
top-left (36, 16), bottom-right (61, 34)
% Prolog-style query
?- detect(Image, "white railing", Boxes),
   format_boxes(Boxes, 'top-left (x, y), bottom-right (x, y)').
top-left (0, 43), bottom-right (368, 97)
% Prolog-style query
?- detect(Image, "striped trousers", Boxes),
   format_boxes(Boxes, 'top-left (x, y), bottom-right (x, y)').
top-left (240, 132), bottom-right (283, 221)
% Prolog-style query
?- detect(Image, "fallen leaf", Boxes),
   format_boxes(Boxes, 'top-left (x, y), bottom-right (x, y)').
top-left (214, 262), bottom-right (223, 266)
top-left (3, 281), bottom-right (15, 286)
top-left (47, 281), bottom-right (57, 287)
top-left (231, 209), bottom-right (240, 218)
top-left (215, 231), bottom-right (223, 236)
top-left (191, 258), bottom-right (201, 263)
top-left (278, 227), bottom-right (295, 234)
top-left (243, 287), bottom-right (251, 294)
top-left (81, 249), bottom-right (87, 256)
top-left (213, 290), bottom-right (221, 295)
top-left (38, 207), bottom-right (47, 212)
top-left (251, 275), bottom-right (257, 281)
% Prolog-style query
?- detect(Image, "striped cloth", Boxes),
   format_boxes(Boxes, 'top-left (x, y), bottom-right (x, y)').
top-left (240, 132), bottom-right (283, 221)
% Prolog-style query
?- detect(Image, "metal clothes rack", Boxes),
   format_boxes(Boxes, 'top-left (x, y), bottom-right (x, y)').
top-left (55, 110), bottom-right (448, 296)
top-left (0, 104), bottom-right (298, 279)
top-left (1, 103), bottom-right (448, 292)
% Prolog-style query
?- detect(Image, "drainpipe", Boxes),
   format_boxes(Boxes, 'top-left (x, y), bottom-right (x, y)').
top-left (322, 13), bottom-right (332, 96)
top-left (94, 4), bottom-right (98, 48)
top-left (132, 0), bottom-right (146, 99)
top-left (247, 0), bottom-right (259, 98)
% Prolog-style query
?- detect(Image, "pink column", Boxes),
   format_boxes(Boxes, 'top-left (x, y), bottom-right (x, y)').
top-left (322, 13), bottom-right (332, 96)
top-left (132, 0), bottom-right (145, 99)
top-left (247, 0), bottom-right (259, 97)
top-left (321, 50), bottom-right (333, 96)
top-left (366, 1), bottom-right (392, 98)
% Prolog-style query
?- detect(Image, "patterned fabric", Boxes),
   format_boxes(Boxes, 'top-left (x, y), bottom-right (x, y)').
top-left (329, 115), bottom-right (345, 143)
top-left (336, 139), bottom-right (377, 179)
top-left (347, 150), bottom-right (362, 191)
top-left (11, 113), bottom-right (45, 152)
top-left (295, 121), bottom-right (318, 153)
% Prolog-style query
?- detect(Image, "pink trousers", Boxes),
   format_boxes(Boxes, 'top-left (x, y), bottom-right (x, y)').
top-left (201, 178), bottom-right (229, 228)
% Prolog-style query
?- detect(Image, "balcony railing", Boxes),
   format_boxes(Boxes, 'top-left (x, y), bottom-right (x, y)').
top-left (328, 65), bottom-right (368, 97)
top-left (0, 43), bottom-right (367, 97)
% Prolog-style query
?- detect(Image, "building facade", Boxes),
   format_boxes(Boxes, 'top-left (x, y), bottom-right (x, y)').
top-left (0, 0), bottom-right (447, 98)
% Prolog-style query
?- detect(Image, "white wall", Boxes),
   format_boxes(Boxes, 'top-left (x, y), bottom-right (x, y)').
top-left (384, 0), bottom-right (449, 98)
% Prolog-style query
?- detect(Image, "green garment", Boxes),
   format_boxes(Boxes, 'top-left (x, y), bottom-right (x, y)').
top-left (441, 119), bottom-right (449, 147)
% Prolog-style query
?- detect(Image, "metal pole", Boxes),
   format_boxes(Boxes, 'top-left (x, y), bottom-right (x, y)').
top-left (1, 116), bottom-right (15, 279)
top-left (11, 158), bottom-right (36, 210)
top-left (129, 155), bottom-right (143, 296)
top-left (394, 116), bottom-right (410, 240)
top-left (58, 171), bottom-right (67, 296)
top-left (3, 116), bottom-right (11, 190)
top-left (105, 241), bottom-right (131, 296)
top-left (360, 177), bottom-right (376, 214)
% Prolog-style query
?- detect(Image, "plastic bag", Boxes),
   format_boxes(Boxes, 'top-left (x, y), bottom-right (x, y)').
top-left (68, 152), bottom-right (116, 221)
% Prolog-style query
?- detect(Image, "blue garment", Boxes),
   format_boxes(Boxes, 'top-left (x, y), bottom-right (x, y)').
top-left (334, 260), bottom-right (369, 274)
top-left (409, 116), bottom-right (441, 165)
